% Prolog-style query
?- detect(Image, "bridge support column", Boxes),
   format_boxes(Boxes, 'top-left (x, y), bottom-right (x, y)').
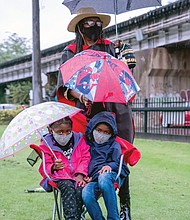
top-left (134, 47), bottom-right (190, 98)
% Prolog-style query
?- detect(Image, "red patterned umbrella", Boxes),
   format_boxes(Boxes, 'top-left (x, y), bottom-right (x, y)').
top-left (59, 49), bottom-right (140, 104)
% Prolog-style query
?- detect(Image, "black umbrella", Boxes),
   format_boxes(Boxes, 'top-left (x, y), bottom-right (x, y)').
top-left (63, 0), bottom-right (162, 37)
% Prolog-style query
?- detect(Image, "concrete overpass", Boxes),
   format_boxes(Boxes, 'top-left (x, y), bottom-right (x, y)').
top-left (0, 0), bottom-right (190, 98)
top-left (107, 0), bottom-right (190, 51)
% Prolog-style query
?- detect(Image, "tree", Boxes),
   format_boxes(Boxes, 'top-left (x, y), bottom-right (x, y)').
top-left (6, 80), bottom-right (32, 105)
top-left (0, 33), bottom-right (32, 63)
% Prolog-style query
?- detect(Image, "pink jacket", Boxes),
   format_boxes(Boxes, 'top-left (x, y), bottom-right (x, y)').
top-left (38, 132), bottom-right (90, 184)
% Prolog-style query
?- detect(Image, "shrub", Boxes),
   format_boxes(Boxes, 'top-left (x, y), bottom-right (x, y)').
top-left (0, 109), bottom-right (22, 125)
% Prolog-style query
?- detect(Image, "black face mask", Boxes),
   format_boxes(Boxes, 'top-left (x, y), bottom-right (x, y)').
top-left (81, 25), bottom-right (102, 42)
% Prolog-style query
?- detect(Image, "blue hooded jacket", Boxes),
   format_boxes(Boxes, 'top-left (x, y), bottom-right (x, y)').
top-left (86, 111), bottom-right (129, 181)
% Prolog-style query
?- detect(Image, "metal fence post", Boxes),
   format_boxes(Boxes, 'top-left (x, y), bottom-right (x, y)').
top-left (144, 98), bottom-right (148, 133)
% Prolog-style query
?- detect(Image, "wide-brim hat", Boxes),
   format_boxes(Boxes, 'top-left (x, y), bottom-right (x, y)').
top-left (67, 7), bottom-right (111, 32)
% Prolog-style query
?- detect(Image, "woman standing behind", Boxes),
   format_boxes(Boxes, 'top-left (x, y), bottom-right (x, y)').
top-left (56, 7), bottom-right (136, 219)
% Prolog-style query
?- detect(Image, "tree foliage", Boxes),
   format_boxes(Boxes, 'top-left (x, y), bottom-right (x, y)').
top-left (6, 80), bottom-right (32, 105)
top-left (0, 33), bottom-right (32, 63)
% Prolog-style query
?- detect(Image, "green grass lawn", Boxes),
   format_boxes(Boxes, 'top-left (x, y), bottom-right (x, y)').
top-left (0, 125), bottom-right (7, 136)
top-left (130, 139), bottom-right (190, 220)
top-left (0, 126), bottom-right (190, 220)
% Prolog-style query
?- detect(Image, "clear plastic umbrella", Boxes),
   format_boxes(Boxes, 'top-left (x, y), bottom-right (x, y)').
top-left (0, 102), bottom-right (81, 160)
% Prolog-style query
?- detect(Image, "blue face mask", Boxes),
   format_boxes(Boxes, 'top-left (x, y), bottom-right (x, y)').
top-left (53, 132), bottom-right (72, 146)
top-left (93, 129), bottom-right (111, 144)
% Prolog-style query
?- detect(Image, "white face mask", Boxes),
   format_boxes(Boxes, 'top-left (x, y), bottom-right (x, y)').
top-left (53, 132), bottom-right (72, 146)
top-left (93, 129), bottom-right (111, 144)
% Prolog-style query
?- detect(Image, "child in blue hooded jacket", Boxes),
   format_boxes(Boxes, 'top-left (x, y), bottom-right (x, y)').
top-left (82, 111), bottom-right (130, 220)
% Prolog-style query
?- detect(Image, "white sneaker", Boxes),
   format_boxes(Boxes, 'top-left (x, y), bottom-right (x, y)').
top-left (120, 204), bottom-right (131, 220)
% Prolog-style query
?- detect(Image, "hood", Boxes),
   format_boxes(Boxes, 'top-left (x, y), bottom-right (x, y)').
top-left (42, 132), bottom-right (82, 153)
top-left (86, 111), bottom-right (117, 143)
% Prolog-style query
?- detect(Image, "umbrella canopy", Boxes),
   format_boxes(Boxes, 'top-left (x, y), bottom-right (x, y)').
top-left (62, 0), bottom-right (162, 36)
top-left (63, 0), bottom-right (162, 15)
top-left (59, 49), bottom-right (140, 104)
top-left (0, 102), bottom-right (81, 160)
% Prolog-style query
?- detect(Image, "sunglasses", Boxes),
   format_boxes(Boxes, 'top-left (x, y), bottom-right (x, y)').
top-left (83, 20), bottom-right (103, 27)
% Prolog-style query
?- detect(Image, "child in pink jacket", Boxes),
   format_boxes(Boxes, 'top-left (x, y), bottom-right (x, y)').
top-left (39, 116), bottom-right (90, 220)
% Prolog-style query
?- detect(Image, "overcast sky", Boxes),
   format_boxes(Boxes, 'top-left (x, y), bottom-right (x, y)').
top-left (0, 0), bottom-right (177, 50)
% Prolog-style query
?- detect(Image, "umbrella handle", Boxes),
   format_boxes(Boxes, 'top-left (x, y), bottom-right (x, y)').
top-left (103, 92), bottom-right (113, 104)
top-left (39, 132), bottom-right (58, 160)
top-left (86, 105), bottom-right (92, 116)
top-left (114, 0), bottom-right (118, 38)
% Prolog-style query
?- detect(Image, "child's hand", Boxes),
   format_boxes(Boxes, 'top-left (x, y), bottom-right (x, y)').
top-left (81, 95), bottom-right (92, 107)
top-left (98, 165), bottom-right (112, 174)
top-left (53, 159), bottom-right (64, 171)
top-left (74, 174), bottom-right (86, 187)
top-left (84, 176), bottom-right (92, 183)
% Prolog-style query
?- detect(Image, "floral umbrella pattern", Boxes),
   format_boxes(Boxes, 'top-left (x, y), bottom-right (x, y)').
top-left (0, 102), bottom-right (81, 160)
